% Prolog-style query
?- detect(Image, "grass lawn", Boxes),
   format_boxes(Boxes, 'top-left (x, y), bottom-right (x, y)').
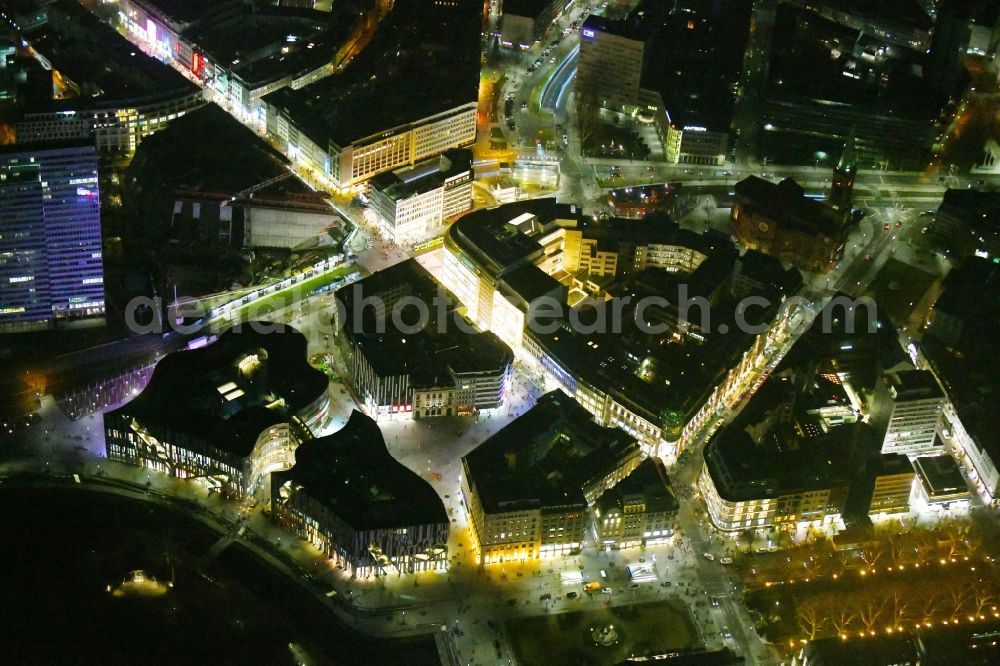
top-left (506, 599), bottom-right (698, 665)
top-left (231, 264), bottom-right (357, 321)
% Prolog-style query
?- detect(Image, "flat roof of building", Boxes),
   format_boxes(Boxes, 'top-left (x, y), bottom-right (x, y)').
top-left (463, 391), bottom-right (639, 514)
top-left (446, 198), bottom-right (580, 276)
top-left (128, 104), bottom-right (316, 198)
top-left (887, 369), bottom-right (943, 401)
top-left (369, 149), bottom-right (472, 203)
top-left (595, 457), bottom-right (678, 515)
top-left (143, 0), bottom-right (218, 25)
top-left (801, 634), bottom-right (921, 665)
top-left (341, 259), bottom-right (513, 386)
top-left (502, 0), bottom-right (558, 20)
top-left (870, 452), bottom-right (915, 478)
top-left (274, 410), bottom-right (448, 530)
top-left (500, 262), bottom-right (564, 304)
top-left (263, 0), bottom-right (481, 147)
top-left (639, 0), bottom-right (749, 131)
top-left (923, 258), bottom-right (1000, 466)
top-left (705, 424), bottom-right (853, 503)
top-left (24, 0), bottom-right (196, 103)
top-left (913, 454), bottom-right (969, 498)
top-left (109, 324), bottom-right (328, 457)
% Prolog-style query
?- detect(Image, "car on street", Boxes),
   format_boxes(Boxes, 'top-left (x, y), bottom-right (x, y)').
top-left (703, 552), bottom-right (715, 561)
top-left (601, 588), bottom-right (613, 595)
top-left (629, 583), bottom-right (640, 589)
top-left (566, 591), bottom-right (578, 598)
top-left (521, 101), bottom-right (528, 110)
top-left (720, 557), bottom-right (733, 565)
top-left (660, 581), bottom-right (672, 587)
top-left (539, 593), bottom-right (551, 601)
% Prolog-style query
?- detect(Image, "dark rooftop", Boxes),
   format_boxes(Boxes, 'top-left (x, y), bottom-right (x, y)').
top-left (273, 410), bottom-right (448, 530)
top-left (800, 633), bottom-right (920, 666)
top-left (109, 324), bottom-right (328, 457)
top-left (127, 104), bottom-right (315, 197)
top-left (369, 150), bottom-right (472, 203)
top-left (446, 198), bottom-right (580, 277)
top-left (704, 425), bottom-right (853, 503)
top-left (595, 457), bottom-right (678, 516)
top-left (263, 0), bottom-right (480, 147)
top-left (463, 391), bottom-right (639, 514)
top-left (887, 370), bottom-right (943, 401)
top-left (734, 176), bottom-right (850, 237)
top-left (640, 0), bottom-right (752, 131)
top-left (870, 452), bottom-right (914, 478)
top-left (501, 0), bottom-right (558, 18)
top-left (24, 0), bottom-right (195, 103)
top-left (913, 454), bottom-right (970, 498)
top-left (341, 259), bottom-right (513, 386)
top-left (500, 262), bottom-right (565, 305)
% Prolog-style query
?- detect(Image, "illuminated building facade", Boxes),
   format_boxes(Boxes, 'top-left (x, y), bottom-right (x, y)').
top-left (321, 104), bottom-right (477, 189)
top-left (606, 183), bottom-right (679, 219)
top-left (440, 199), bottom-right (796, 458)
top-left (912, 454), bottom-right (971, 512)
top-left (461, 391), bottom-right (642, 565)
top-left (16, 92), bottom-right (205, 159)
top-left (922, 259), bottom-right (1000, 506)
top-left (576, 14), bottom-right (648, 109)
top-left (664, 124), bottom-right (729, 166)
top-left (731, 176), bottom-right (858, 273)
top-left (593, 457), bottom-right (677, 550)
top-left (104, 325), bottom-right (330, 498)
top-left (868, 453), bottom-right (915, 517)
top-left (335, 260), bottom-right (513, 421)
top-left (368, 149), bottom-right (473, 244)
top-left (0, 142), bottom-right (105, 333)
top-left (272, 411), bottom-right (450, 578)
top-left (880, 370), bottom-right (945, 457)
top-left (499, 0), bottom-right (567, 49)
top-left (700, 430), bottom-right (850, 532)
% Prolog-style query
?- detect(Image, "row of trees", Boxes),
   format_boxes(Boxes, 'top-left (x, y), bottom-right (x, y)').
top-left (791, 577), bottom-right (1000, 641)
top-left (743, 514), bottom-right (999, 586)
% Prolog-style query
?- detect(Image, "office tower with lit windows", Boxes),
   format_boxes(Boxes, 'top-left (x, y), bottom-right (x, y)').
top-left (881, 370), bottom-right (946, 457)
top-left (576, 14), bottom-right (649, 109)
top-left (0, 141), bottom-right (105, 333)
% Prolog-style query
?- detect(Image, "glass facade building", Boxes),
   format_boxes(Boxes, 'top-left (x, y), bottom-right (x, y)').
top-left (0, 142), bottom-right (104, 333)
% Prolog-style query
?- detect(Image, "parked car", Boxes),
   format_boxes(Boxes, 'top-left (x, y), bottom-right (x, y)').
top-left (703, 552), bottom-right (716, 561)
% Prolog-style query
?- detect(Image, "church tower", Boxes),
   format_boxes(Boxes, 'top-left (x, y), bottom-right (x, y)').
top-left (828, 132), bottom-right (858, 211)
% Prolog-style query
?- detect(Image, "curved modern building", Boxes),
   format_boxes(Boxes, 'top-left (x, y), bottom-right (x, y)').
top-left (104, 324), bottom-right (330, 498)
top-left (272, 410), bottom-right (450, 578)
